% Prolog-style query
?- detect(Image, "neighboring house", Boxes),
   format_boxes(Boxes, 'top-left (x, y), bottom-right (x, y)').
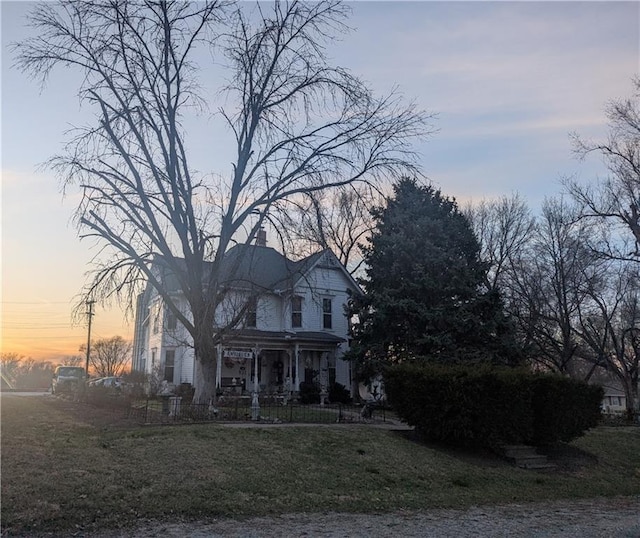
top-left (132, 233), bottom-right (361, 398)
top-left (589, 368), bottom-right (629, 415)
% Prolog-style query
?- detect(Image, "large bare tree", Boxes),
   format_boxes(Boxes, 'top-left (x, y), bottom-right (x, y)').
top-left (83, 336), bottom-right (132, 378)
top-left (464, 193), bottom-right (535, 293)
top-left (14, 0), bottom-right (428, 402)
top-left (508, 197), bottom-right (599, 374)
top-left (563, 77), bottom-right (640, 417)
top-left (565, 77), bottom-right (640, 259)
top-left (574, 260), bottom-right (640, 419)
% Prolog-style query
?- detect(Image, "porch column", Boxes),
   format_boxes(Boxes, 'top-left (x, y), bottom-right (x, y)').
top-left (294, 343), bottom-right (300, 391)
top-left (252, 347), bottom-right (260, 393)
top-left (283, 351), bottom-right (292, 397)
top-left (319, 351), bottom-right (329, 406)
top-left (215, 343), bottom-right (222, 389)
top-left (251, 345), bottom-right (261, 421)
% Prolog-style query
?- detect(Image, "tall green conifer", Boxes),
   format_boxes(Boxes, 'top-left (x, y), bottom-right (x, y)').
top-left (348, 178), bottom-right (520, 378)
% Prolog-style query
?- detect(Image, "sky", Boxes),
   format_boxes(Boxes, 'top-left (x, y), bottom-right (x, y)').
top-left (1, 1), bottom-right (639, 363)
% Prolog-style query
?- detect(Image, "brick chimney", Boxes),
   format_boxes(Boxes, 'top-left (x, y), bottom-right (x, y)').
top-left (256, 227), bottom-right (267, 247)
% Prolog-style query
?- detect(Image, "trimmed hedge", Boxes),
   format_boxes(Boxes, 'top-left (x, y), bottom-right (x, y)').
top-left (384, 363), bottom-right (603, 448)
top-left (530, 375), bottom-right (603, 445)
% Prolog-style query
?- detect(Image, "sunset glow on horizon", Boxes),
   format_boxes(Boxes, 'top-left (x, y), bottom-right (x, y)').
top-left (1, 299), bottom-right (134, 363)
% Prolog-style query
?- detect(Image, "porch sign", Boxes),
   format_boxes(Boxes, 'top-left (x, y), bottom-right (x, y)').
top-left (223, 349), bottom-right (253, 360)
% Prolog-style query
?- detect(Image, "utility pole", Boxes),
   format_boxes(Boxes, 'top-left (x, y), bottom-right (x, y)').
top-left (84, 300), bottom-right (95, 377)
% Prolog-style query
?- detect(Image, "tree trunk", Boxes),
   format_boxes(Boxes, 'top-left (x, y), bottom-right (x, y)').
top-left (623, 379), bottom-right (639, 423)
top-left (193, 356), bottom-right (217, 405)
top-left (192, 325), bottom-right (218, 404)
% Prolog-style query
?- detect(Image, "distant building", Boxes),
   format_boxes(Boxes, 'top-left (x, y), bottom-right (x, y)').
top-left (131, 235), bottom-right (361, 397)
top-left (589, 368), bottom-right (630, 415)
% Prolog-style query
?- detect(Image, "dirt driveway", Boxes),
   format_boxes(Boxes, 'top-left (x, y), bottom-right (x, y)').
top-left (81, 497), bottom-right (640, 538)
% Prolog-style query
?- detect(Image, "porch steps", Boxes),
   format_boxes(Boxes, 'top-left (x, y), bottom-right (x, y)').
top-left (500, 445), bottom-right (556, 471)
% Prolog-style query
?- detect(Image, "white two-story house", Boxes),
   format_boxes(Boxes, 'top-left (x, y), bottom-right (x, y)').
top-left (131, 233), bottom-right (361, 398)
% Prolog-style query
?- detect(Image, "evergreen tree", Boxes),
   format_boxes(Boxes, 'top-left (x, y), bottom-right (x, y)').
top-left (348, 178), bottom-right (520, 378)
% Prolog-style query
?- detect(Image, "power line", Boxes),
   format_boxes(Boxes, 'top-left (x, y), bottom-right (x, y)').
top-left (5, 336), bottom-right (85, 340)
top-left (4, 321), bottom-right (75, 324)
top-left (0, 301), bottom-right (74, 305)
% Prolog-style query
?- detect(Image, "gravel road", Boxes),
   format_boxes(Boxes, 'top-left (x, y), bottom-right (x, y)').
top-left (86, 497), bottom-right (639, 538)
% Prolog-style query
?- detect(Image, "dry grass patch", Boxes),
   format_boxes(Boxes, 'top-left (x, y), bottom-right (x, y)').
top-left (2, 395), bottom-right (639, 535)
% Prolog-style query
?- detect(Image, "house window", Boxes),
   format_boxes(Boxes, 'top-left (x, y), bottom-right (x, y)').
top-left (166, 309), bottom-right (177, 331)
top-left (246, 297), bottom-right (257, 328)
top-left (152, 311), bottom-right (160, 334)
top-left (291, 296), bottom-right (302, 328)
top-left (151, 349), bottom-right (157, 366)
top-left (327, 355), bottom-right (336, 386)
top-left (322, 298), bottom-right (332, 329)
top-left (164, 350), bottom-right (175, 382)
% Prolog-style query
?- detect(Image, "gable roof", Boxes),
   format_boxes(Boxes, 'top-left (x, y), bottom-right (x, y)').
top-left (291, 248), bottom-right (362, 295)
top-left (152, 244), bottom-right (361, 296)
top-left (220, 244), bottom-right (294, 291)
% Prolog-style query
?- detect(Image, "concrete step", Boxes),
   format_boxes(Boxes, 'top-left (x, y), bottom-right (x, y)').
top-left (501, 444), bottom-right (539, 459)
top-left (514, 455), bottom-right (556, 470)
top-left (500, 445), bottom-right (557, 471)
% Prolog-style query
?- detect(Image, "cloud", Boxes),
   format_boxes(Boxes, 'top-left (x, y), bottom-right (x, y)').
top-left (344, 2), bottom-right (638, 118)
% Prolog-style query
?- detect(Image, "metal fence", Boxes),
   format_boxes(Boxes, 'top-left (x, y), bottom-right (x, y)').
top-left (125, 396), bottom-right (390, 426)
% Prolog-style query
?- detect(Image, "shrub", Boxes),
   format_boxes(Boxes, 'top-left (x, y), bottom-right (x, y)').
top-left (298, 381), bottom-right (321, 404)
top-left (385, 362), bottom-right (602, 448)
top-left (530, 375), bottom-right (603, 445)
top-left (175, 383), bottom-right (195, 404)
top-left (85, 386), bottom-right (131, 409)
top-left (328, 382), bottom-right (352, 404)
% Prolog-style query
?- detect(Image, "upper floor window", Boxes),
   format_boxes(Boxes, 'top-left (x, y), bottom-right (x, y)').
top-left (246, 297), bottom-right (257, 328)
top-left (152, 311), bottom-right (160, 334)
top-left (322, 298), bottom-right (332, 329)
top-left (165, 309), bottom-right (177, 331)
top-left (291, 296), bottom-right (302, 328)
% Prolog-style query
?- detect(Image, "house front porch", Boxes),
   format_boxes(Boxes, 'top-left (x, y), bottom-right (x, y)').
top-left (214, 329), bottom-right (348, 399)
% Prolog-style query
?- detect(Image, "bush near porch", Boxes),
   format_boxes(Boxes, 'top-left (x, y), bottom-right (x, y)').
top-left (384, 363), bottom-right (603, 448)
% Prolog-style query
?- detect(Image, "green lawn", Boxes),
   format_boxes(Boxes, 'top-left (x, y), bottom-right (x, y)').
top-left (2, 395), bottom-right (639, 535)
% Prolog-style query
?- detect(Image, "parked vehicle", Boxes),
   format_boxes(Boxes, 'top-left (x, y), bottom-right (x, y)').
top-left (51, 366), bottom-right (86, 394)
top-left (87, 377), bottom-right (127, 390)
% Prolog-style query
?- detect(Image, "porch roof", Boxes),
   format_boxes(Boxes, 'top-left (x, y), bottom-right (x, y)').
top-left (218, 329), bottom-right (345, 347)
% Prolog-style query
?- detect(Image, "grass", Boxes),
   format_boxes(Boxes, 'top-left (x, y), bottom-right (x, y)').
top-left (2, 395), bottom-right (639, 535)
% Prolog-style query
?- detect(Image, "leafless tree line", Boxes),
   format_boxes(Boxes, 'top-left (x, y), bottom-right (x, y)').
top-left (465, 77), bottom-right (640, 419)
top-left (1, 353), bottom-right (57, 389)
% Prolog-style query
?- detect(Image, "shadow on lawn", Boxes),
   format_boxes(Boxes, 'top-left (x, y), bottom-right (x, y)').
top-left (391, 429), bottom-right (599, 473)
